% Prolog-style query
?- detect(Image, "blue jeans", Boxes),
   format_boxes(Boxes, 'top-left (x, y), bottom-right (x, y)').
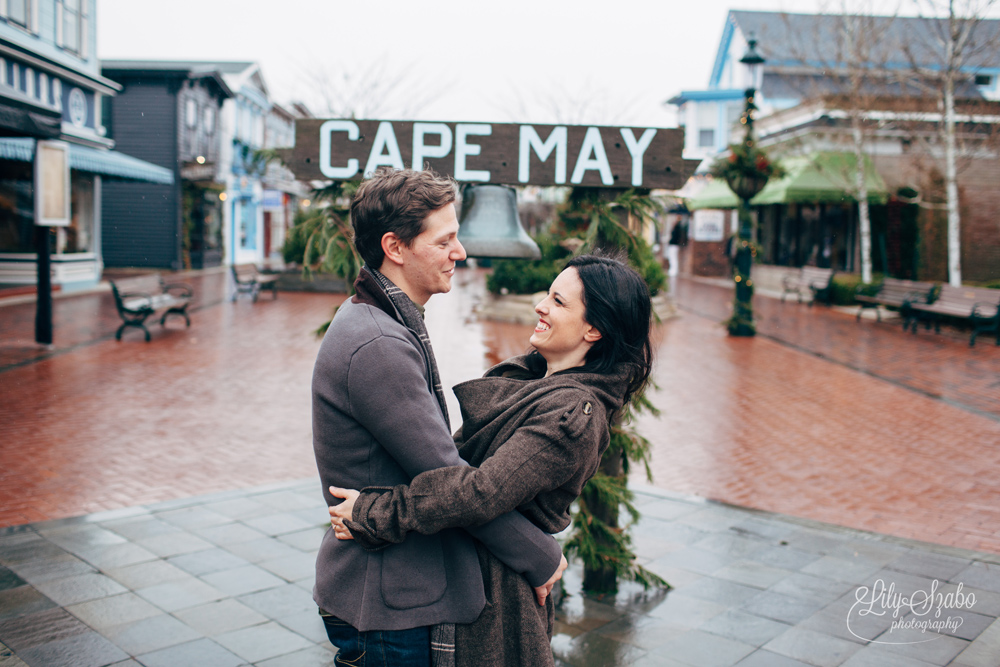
top-left (319, 609), bottom-right (431, 667)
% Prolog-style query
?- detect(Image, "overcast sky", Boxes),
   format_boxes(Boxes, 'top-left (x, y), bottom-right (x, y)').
top-left (97, 0), bottom-right (988, 128)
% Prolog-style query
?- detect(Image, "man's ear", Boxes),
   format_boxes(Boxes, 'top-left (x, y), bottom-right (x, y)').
top-left (583, 326), bottom-right (602, 343)
top-left (381, 232), bottom-right (405, 267)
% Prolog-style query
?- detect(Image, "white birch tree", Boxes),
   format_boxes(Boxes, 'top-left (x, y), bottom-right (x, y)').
top-left (899, 0), bottom-right (1000, 286)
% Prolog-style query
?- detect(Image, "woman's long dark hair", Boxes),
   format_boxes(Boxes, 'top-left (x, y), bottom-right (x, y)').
top-left (565, 252), bottom-right (653, 419)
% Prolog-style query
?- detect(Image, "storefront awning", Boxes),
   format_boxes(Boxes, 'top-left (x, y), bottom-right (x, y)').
top-left (687, 152), bottom-right (889, 210)
top-left (0, 99), bottom-right (61, 139)
top-left (686, 178), bottom-right (739, 210)
top-left (0, 138), bottom-right (174, 184)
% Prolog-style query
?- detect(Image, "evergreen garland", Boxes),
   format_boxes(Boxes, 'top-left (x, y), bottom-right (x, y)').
top-left (560, 187), bottom-right (669, 593)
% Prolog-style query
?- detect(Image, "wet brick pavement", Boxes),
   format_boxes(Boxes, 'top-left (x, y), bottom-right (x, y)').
top-left (1, 479), bottom-right (998, 667)
top-left (1, 268), bottom-right (1000, 665)
top-left (1, 270), bottom-right (998, 554)
top-left (638, 278), bottom-right (1000, 555)
top-left (0, 274), bottom-right (344, 527)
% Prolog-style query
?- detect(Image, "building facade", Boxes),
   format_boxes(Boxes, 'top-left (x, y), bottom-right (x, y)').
top-left (671, 10), bottom-right (1000, 283)
top-left (261, 101), bottom-right (308, 263)
top-left (100, 61), bottom-right (232, 270)
top-left (100, 61), bottom-right (302, 270)
top-left (0, 0), bottom-right (172, 290)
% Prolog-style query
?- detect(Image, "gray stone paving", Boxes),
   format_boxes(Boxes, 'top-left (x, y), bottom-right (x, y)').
top-left (1, 480), bottom-right (999, 667)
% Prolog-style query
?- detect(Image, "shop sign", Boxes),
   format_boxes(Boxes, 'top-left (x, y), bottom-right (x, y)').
top-left (35, 140), bottom-right (70, 226)
top-left (692, 209), bottom-right (726, 242)
top-left (262, 189), bottom-right (283, 208)
top-left (285, 119), bottom-right (697, 189)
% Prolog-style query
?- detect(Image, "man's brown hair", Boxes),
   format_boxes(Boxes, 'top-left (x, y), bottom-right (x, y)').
top-left (350, 167), bottom-right (458, 269)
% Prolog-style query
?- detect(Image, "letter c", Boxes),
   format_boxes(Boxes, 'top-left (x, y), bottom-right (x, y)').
top-left (319, 120), bottom-right (360, 179)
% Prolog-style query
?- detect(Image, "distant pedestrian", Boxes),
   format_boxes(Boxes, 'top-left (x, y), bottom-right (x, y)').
top-left (666, 220), bottom-right (687, 277)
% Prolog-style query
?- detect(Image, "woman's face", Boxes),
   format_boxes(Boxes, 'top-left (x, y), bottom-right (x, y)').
top-left (530, 267), bottom-right (601, 367)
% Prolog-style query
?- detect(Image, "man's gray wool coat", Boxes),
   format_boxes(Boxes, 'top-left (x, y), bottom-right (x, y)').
top-left (347, 353), bottom-right (629, 666)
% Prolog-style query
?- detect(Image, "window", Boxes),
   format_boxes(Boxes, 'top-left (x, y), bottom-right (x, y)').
top-left (975, 74), bottom-right (993, 87)
top-left (59, 0), bottom-right (87, 56)
top-left (59, 174), bottom-right (94, 254)
top-left (6, 0), bottom-right (29, 27)
top-left (185, 98), bottom-right (197, 128)
top-left (698, 129), bottom-right (715, 148)
top-left (203, 106), bottom-right (215, 134)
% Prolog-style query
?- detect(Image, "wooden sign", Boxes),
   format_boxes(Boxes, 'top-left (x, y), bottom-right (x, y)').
top-left (283, 119), bottom-right (699, 190)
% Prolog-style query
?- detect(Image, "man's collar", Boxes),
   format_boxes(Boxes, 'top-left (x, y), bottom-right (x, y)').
top-left (351, 267), bottom-right (398, 320)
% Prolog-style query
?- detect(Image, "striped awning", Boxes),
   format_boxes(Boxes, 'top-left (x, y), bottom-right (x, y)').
top-left (0, 137), bottom-right (174, 184)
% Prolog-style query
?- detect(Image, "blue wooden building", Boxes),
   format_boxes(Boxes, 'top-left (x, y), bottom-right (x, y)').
top-left (0, 0), bottom-right (173, 291)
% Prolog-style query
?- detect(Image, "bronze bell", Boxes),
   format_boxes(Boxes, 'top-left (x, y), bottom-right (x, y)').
top-left (458, 184), bottom-right (541, 259)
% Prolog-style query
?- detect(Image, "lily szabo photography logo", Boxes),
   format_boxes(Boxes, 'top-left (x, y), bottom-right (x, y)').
top-left (848, 578), bottom-right (976, 644)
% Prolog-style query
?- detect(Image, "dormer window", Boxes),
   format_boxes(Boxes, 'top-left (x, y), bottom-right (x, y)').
top-left (6, 0), bottom-right (29, 27)
top-left (57, 0), bottom-right (88, 57)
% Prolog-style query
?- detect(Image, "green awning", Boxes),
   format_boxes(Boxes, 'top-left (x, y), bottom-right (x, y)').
top-left (687, 152), bottom-right (889, 210)
top-left (0, 137), bottom-right (174, 184)
top-left (687, 178), bottom-right (739, 210)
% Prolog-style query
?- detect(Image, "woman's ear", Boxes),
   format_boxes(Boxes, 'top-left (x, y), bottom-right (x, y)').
top-left (583, 325), bottom-right (602, 343)
top-left (381, 232), bottom-right (405, 267)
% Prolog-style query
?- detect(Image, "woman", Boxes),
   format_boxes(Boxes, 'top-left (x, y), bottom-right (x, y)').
top-left (329, 253), bottom-right (653, 667)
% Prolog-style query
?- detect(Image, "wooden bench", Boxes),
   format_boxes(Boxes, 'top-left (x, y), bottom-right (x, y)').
top-left (854, 277), bottom-right (937, 328)
top-left (782, 266), bottom-right (836, 306)
top-left (109, 274), bottom-right (192, 342)
top-left (908, 284), bottom-right (1000, 346)
top-left (231, 264), bottom-right (278, 302)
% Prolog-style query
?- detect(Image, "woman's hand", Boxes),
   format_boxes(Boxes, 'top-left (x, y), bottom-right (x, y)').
top-left (328, 486), bottom-right (360, 540)
top-left (533, 554), bottom-right (568, 606)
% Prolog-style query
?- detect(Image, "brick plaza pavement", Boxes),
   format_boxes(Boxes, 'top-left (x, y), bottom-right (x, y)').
top-left (1, 268), bottom-right (1000, 666)
top-left (1, 270), bottom-right (998, 552)
top-left (637, 277), bottom-right (1000, 555)
top-left (0, 273), bottom-right (345, 527)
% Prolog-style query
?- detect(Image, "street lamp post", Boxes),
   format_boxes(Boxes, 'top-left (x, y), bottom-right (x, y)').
top-left (726, 36), bottom-right (767, 337)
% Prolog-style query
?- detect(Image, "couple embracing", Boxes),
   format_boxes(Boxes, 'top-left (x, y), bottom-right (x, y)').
top-left (312, 167), bottom-right (654, 667)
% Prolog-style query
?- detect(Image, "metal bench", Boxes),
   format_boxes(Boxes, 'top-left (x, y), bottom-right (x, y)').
top-left (854, 277), bottom-right (937, 328)
top-left (109, 274), bottom-right (192, 342)
top-left (231, 264), bottom-right (279, 302)
top-left (782, 266), bottom-right (836, 306)
top-left (908, 284), bottom-right (1000, 346)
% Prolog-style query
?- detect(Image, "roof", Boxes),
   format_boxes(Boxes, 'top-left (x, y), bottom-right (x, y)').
top-left (100, 60), bottom-right (255, 73)
top-left (101, 60), bottom-right (235, 98)
top-left (712, 10), bottom-right (1000, 86)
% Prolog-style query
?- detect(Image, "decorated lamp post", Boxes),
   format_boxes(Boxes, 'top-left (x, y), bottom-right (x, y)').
top-left (711, 36), bottom-right (779, 336)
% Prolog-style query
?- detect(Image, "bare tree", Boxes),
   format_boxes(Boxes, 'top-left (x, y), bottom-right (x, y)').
top-left (491, 77), bottom-right (648, 126)
top-left (896, 0), bottom-right (1000, 286)
top-left (288, 54), bottom-right (451, 120)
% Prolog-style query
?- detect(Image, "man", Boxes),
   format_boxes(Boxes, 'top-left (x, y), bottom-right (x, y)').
top-left (312, 167), bottom-right (566, 667)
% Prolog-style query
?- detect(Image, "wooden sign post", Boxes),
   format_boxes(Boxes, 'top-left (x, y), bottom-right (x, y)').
top-left (282, 119), bottom-right (698, 189)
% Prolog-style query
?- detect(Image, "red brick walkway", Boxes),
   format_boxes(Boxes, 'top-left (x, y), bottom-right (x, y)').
top-left (1, 270), bottom-right (998, 558)
top-left (0, 275), bottom-right (344, 527)
top-left (638, 277), bottom-right (1000, 554)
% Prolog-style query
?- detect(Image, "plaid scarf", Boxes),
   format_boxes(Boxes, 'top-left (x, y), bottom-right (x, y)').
top-left (353, 266), bottom-right (456, 665)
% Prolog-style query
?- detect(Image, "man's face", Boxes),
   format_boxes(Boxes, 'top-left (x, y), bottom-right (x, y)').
top-left (398, 203), bottom-right (466, 305)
